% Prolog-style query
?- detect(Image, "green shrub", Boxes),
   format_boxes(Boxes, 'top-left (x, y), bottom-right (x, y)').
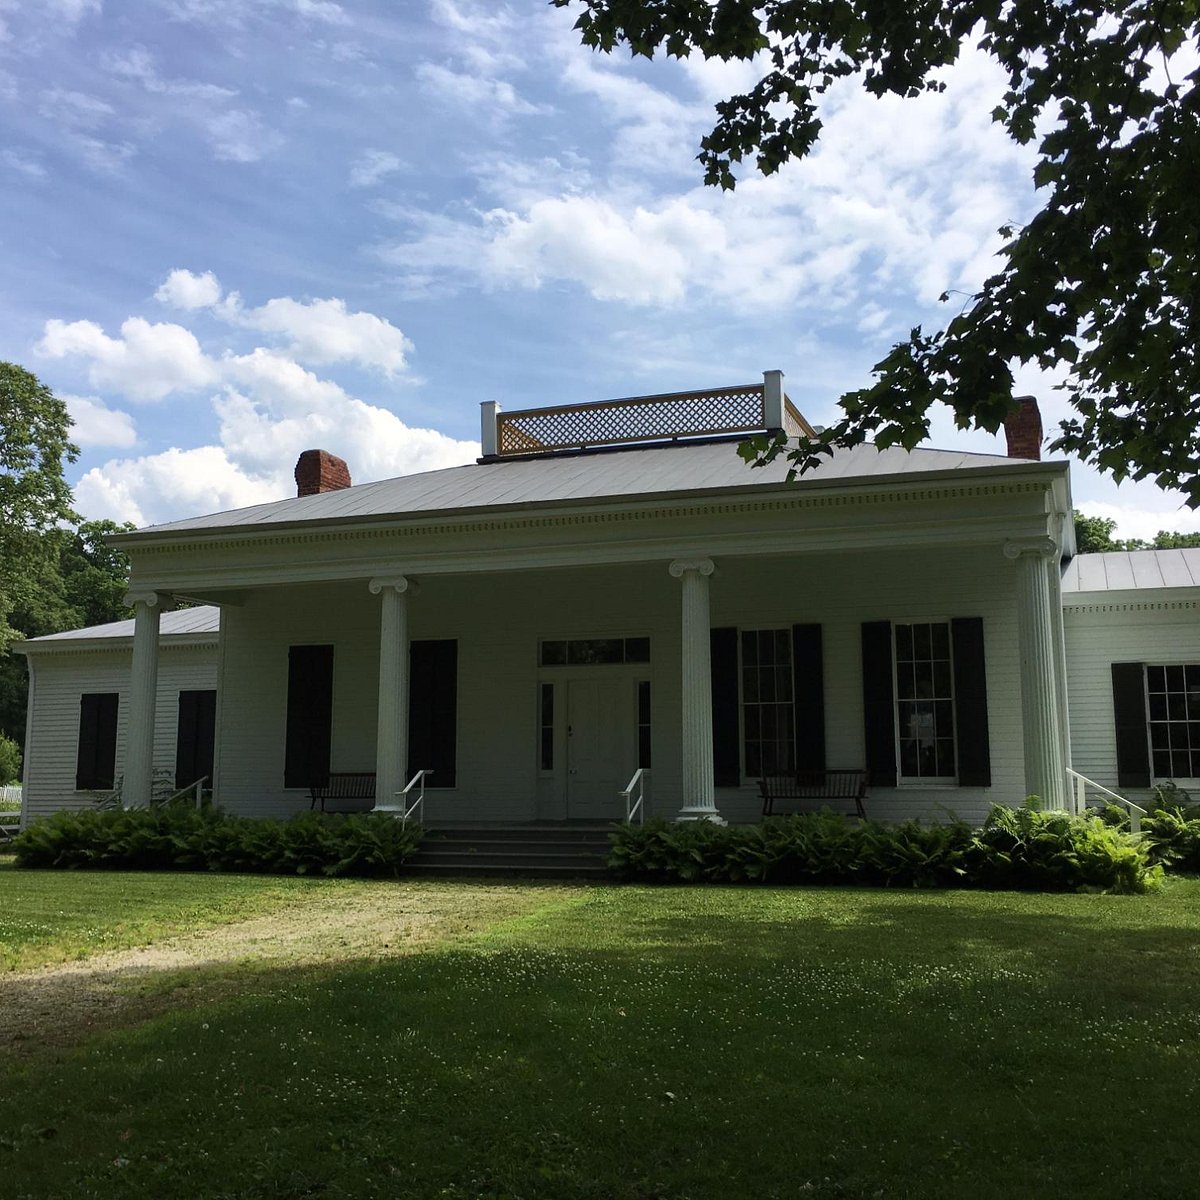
top-left (0, 733), bottom-right (21, 787)
top-left (609, 805), bottom-right (1160, 894)
top-left (11, 807), bottom-right (424, 878)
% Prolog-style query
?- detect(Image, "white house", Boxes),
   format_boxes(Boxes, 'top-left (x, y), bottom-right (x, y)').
top-left (18, 372), bottom-right (1115, 830)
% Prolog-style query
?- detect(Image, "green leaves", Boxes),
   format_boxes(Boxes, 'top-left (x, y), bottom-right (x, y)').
top-left (558, 0), bottom-right (1200, 501)
top-left (609, 805), bottom-right (1161, 893)
top-left (11, 808), bottom-right (426, 878)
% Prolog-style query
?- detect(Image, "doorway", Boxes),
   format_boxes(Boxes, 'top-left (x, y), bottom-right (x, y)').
top-left (566, 678), bottom-right (637, 819)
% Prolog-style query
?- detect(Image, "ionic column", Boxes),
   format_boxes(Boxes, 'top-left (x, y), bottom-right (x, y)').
top-left (123, 590), bottom-right (172, 808)
top-left (370, 577), bottom-right (414, 807)
top-left (1004, 539), bottom-right (1067, 809)
top-left (669, 558), bottom-right (724, 823)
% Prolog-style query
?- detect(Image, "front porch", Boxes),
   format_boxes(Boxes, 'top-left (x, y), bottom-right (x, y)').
top-left (119, 540), bottom-right (1071, 829)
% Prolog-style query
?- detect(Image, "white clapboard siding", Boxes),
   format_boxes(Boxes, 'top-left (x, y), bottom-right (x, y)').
top-left (216, 543), bottom-right (1025, 826)
top-left (21, 645), bottom-right (218, 825)
top-left (1064, 596), bottom-right (1200, 799)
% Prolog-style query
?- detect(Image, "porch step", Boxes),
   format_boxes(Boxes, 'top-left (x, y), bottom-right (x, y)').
top-left (408, 824), bottom-right (614, 877)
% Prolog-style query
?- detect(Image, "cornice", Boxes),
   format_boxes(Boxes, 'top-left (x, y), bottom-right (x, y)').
top-left (1064, 598), bottom-right (1200, 616)
top-left (124, 477), bottom-right (1051, 559)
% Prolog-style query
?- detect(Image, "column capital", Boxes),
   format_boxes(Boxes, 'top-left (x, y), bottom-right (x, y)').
top-left (369, 576), bottom-right (417, 596)
top-left (1003, 537), bottom-right (1057, 562)
top-left (124, 590), bottom-right (173, 610)
top-left (668, 557), bottom-right (715, 579)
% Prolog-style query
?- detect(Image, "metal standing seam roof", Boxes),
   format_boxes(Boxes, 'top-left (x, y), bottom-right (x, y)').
top-left (125, 439), bottom-right (1045, 538)
top-left (18, 605), bottom-right (221, 648)
top-left (1062, 549), bottom-right (1200, 593)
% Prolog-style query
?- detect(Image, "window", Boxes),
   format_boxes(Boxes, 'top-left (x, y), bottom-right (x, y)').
top-left (637, 681), bottom-right (652, 769)
top-left (741, 629), bottom-right (795, 776)
top-left (175, 690), bottom-right (217, 789)
top-left (894, 622), bottom-right (956, 779)
top-left (1146, 664), bottom-right (1200, 778)
top-left (76, 692), bottom-right (119, 791)
top-left (539, 637), bottom-right (650, 666)
top-left (539, 683), bottom-right (554, 771)
top-left (284, 645), bottom-right (334, 788)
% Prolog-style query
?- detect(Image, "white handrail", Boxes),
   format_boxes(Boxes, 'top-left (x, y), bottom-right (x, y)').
top-left (620, 768), bottom-right (647, 825)
top-left (164, 776), bottom-right (208, 809)
top-left (1067, 768), bottom-right (1147, 833)
top-left (377, 769), bottom-right (434, 826)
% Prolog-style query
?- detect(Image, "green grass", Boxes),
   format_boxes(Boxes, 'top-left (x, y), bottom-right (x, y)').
top-left (0, 859), bottom-right (340, 971)
top-left (3, 880), bottom-right (1200, 1198)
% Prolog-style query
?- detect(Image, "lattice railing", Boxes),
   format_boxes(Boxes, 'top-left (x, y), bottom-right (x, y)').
top-left (496, 383), bottom-right (768, 456)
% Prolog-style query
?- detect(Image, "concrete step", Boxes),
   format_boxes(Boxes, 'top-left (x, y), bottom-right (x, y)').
top-left (409, 824), bottom-right (613, 877)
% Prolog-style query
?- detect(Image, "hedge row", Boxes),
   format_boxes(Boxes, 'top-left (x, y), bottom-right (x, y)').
top-left (1099, 786), bottom-right (1200, 874)
top-left (10, 807), bottom-right (424, 878)
top-left (609, 805), bottom-right (1160, 894)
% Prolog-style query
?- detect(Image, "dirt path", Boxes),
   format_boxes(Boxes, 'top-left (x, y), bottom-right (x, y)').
top-left (0, 881), bottom-right (581, 1057)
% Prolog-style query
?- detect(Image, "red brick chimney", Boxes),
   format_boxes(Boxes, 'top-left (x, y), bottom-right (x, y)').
top-left (295, 449), bottom-right (351, 497)
top-left (1004, 396), bottom-right (1043, 460)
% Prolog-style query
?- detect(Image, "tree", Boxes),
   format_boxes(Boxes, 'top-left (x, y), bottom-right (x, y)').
top-left (0, 363), bottom-right (78, 647)
top-left (0, 732), bottom-right (20, 786)
top-left (1072, 510), bottom-right (1200, 552)
top-left (557, 0), bottom-right (1200, 502)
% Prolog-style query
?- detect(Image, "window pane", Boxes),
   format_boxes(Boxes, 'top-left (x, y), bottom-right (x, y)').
top-left (936, 739), bottom-right (956, 776)
top-left (932, 623), bottom-right (950, 659)
top-left (540, 641), bottom-right (566, 666)
top-left (933, 661), bottom-right (952, 697)
top-left (1167, 665), bottom-right (1185, 693)
top-left (626, 637), bottom-right (650, 663)
top-left (895, 624), bottom-right (913, 662)
top-left (900, 739), bottom-right (919, 777)
top-left (914, 624), bottom-right (932, 660)
top-left (1149, 692), bottom-right (1168, 721)
top-left (1147, 666), bottom-right (1166, 692)
top-left (1154, 750), bottom-right (1171, 776)
top-left (914, 660), bottom-right (934, 697)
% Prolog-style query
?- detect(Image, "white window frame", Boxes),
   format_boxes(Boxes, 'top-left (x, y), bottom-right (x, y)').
top-left (1143, 662), bottom-right (1200, 786)
top-left (892, 619), bottom-right (958, 787)
top-left (739, 627), bottom-right (797, 779)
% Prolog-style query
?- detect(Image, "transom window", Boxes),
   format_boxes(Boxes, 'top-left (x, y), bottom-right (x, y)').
top-left (1146, 664), bottom-right (1200, 778)
top-left (895, 622), bottom-right (956, 779)
top-left (741, 629), bottom-right (795, 776)
top-left (539, 637), bottom-right (650, 666)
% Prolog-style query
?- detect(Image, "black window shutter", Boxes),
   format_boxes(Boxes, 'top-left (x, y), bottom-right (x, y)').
top-left (284, 646), bottom-right (334, 788)
top-left (76, 692), bottom-right (118, 790)
top-left (951, 617), bottom-right (992, 787)
top-left (1111, 662), bottom-right (1151, 788)
top-left (792, 624), bottom-right (825, 772)
top-left (408, 640), bottom-right (457, 788)
top-left (176, 690), bottom-right (216, 789)
top-left (861, 622), bottom-right (897, 787)
top-left (711, 627), bottom-right (740, 786)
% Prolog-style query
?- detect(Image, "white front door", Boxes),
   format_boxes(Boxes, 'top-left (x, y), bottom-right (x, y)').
top-left (567, 678), bottom-right (633, 819)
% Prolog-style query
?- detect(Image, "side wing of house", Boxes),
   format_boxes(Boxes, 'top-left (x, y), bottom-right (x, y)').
top-left (15, 612), bottom-right (219, 826)
top-left (1063, 549), bottom-right (1200, 800)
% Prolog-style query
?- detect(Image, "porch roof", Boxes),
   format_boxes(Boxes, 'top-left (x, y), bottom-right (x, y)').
top-left (1062, 548), bottom-right (1200, 594)
top-left (117, 437), bottom-right (1053, 541)
top-left (14, 605), bottom-right (221, 652)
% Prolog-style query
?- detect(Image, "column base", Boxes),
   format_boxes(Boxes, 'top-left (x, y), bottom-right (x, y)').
top-left (675, 806), bottom-right (727, 825)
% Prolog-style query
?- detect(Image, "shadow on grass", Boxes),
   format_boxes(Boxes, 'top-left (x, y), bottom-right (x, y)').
top-left (1, 885), bottom-right (1199, 1199)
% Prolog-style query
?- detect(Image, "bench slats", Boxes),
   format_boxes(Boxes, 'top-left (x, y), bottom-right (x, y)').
top-left (310, 772), bottom-right (377, 813)
top-left (758, 770), bottom-right (869, 819)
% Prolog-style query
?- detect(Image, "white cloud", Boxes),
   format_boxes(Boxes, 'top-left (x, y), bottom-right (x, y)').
top-left (42, 275), bottom-right (475, 526)
top-left (203, 108), bottom-right (281, 162)
top-left (2, 149), bottom-right (46, 179)
top-left (45, 0), bottom-right (100, 24)
top-left (349, 149), bottom-right (402, 189)
top-left (229, 296), bottom-right (414, 374)
top-left (416, 62), bottom-right (542, 116)
top-left (156, 268), bottom-right (223, 309)
top-left (37, 316), bottom-right (219, 401)
top-left (39, 88), bottom-right (114, 130)
top-left (65, 394), bottom-right (138, 448)
top-left (74, 136), bottom-right (136, 173)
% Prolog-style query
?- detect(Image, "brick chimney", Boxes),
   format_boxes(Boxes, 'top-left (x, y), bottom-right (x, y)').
top-left (1004, 396), bottom-right (1043, 460)
top-left (295, 449), bottom-right (351, 497)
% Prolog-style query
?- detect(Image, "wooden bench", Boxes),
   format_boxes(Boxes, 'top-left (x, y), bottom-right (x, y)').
top-left (0, 817), bottom-right (20, 845)
top-left (758, 770), bottom-right (869, 820)
top-left (309, 772), bottom-right (376, 813)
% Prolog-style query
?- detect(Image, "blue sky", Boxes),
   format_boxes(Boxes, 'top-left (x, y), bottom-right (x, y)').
top-left (2, 0), bottom-right (1196, 538)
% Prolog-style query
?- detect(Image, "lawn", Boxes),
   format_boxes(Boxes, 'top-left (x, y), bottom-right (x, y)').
top-left (2, 876), bottom-right (1199, 1199)
top-left (0, 858), bottom-right (346, 971)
